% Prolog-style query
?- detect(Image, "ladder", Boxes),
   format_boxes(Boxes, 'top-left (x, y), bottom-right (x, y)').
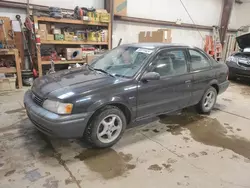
top-left (212, 26), bottom-right (222, 61)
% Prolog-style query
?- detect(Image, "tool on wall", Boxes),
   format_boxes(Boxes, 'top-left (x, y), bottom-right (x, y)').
top-left (0, 19), bottom-right (8, 48)
top-left (16, 15), bottom-right (38, 78)
top-left (47, 50), bottom-right (57, 74)
top-left (117, 38), bottom-right (122, 47)
top-left (0, 19), bottom-right (14, 49)
top-left (74, 6), bottom-right (96, 20)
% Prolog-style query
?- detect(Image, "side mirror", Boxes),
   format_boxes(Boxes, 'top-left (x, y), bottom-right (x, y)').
top-left (141, 72), bottom-right (160, 81)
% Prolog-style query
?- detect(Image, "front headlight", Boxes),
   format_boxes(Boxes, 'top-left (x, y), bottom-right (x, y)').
top-left (227, 56), bottom-right (238, 63)
top-left (43, 100), bottom-right (73, 114)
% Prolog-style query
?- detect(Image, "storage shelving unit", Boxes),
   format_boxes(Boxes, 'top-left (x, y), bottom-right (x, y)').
top-left (0, 49), bottom-right (22, 89)
top-left (33, 16), bottom-right (111, 77)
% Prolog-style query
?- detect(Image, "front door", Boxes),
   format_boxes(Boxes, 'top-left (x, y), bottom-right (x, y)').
top-left (136, 48), bottom-right (192, 119)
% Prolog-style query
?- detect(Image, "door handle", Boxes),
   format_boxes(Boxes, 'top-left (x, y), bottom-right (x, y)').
top-left (185, 80), bottom-right (191, 84)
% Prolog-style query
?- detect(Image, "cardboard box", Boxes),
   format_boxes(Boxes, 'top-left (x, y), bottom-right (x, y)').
top-left (114, 0), bottom-right (127, 16)
top-left (65, 35), bottom-right (74, 41)
top-left (52, 28), bottom-right (61, 35)
top-left (86, 55), bottom-right (102, 64)
top-left (54, 34), bottom-right (64, 41)
top-left (64, 32), bottom-right (74, 36)
top-left (37, 30), bottom-right (47, 40)
top-left (65, 48), bottom-right (83, 60)
top-left (47, 34), bottom-right (54, 41)
top-left (82, 50), bottom-right (95, 58)
top-left (100, 13), bottom-right (110, 23)
top-left (101, 30), bottom-right (108, 42)
top-left (0, 78), bottom-right (16, 91)
top-left (75, 30), bottom-right (86, 41)
top-left (138, 29), bottom-right (172, 43)
top-left (39, 24), bottom-right (47, 32)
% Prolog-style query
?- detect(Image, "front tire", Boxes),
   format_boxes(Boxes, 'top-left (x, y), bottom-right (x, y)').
top-left (197, 87), bottom-right (217, 114)
top-left (84, 106), bottom-right (127, 148)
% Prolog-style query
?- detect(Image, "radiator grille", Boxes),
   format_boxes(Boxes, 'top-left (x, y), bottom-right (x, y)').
top-left (32, 92), bottom-right (44, 106)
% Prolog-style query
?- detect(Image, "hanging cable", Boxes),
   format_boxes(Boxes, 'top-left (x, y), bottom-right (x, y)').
top-left (179, 0), bottom-right (204, 41)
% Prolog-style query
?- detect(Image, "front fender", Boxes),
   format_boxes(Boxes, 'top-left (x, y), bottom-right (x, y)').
top-left (87, 96), bottom-right (134, 116)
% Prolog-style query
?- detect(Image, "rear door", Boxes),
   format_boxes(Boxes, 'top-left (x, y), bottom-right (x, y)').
top-left (136, 48), bottom-right (192, 119)
top-left (187, 48), bottom-right (215, 106)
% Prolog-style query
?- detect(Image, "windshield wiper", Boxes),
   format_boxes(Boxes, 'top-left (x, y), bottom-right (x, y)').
top-left (94, 68), bottom-right (115, 78)
top-left (84, 63), bottom-right (94, 71)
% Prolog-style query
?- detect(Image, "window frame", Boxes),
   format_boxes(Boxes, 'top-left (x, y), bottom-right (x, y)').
top-left (187, 48), bottom-right (212, 72)
top-left (146, 47), bottom-right (190, 79)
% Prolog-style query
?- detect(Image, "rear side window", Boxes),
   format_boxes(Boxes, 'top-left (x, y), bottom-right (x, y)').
top-left (189, 49), bottom-right (211, 70)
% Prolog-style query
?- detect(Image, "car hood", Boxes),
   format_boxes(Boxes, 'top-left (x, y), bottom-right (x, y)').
top-left (32, 67), bottom-right (124, 99)
top-left (236, 33), bottom-right (250, 49)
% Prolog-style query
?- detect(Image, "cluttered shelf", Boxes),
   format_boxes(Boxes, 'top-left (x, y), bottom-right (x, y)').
top-left (34, 7), bottom-right (111, 77)
top-left (41, 60), bottom-right (86, 65)
top-left (0, 67), bottom-right (17, 73)
top-left (40, 40), bottom-right (108, 45)
top-left (35, 16), bottom-right (109, 27)
top-left (0, 48), bottom-right (22, 88)
top-left (0, 50), bottom-right (16, 55)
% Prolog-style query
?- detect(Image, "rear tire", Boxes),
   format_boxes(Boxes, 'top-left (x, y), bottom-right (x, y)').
top-left (197, 86), bottom-right (217, 114)
top-left (84, 106), bottom-right (127, 148)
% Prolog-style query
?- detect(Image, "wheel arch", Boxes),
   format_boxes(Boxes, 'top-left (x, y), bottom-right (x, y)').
top-left (208, 79), bottom-right (219, 94)
top-left (87, 101), bottom-right (133, 127)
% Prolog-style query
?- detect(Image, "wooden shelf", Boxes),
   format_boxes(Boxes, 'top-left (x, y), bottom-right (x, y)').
top-left (41, 60), bottom-right (86, 65)
top-left (40, 40), bottom-right (108, 45)
top-left (34, 15), bottom-right (111, 77)
top-left (0, 50), bottom-right (15, 55)
top-left (0, 67), bottom-right (17, 73)
top-left (36, 16), bottom-right (109, 27)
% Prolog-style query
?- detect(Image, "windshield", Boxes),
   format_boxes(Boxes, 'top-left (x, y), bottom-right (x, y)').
top-left (90, 46), bottom-right (154, 78)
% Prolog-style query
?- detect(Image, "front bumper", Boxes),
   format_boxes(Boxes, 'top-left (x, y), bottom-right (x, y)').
top-left (24, 90), bottom-right (93, 138)
top-left (226, 61), bottom-right (250, 78)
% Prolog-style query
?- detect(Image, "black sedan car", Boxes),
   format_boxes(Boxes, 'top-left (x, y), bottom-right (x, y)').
top-left (24, 43), bottom-right (229, 148)
top-left (227, 33), bottom-right (250, 79)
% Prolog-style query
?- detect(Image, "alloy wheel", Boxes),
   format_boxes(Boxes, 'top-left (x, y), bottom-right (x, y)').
top-left (203, 91), bottom-right (216, 111)
top-left (97, 114), bottom-right (123, 144)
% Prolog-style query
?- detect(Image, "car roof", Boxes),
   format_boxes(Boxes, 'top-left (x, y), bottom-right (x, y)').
top-left (122, 43), bottom-right (192, 49)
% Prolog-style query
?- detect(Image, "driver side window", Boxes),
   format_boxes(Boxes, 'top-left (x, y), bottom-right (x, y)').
top-left (150, 49), bottom-right (187, 77)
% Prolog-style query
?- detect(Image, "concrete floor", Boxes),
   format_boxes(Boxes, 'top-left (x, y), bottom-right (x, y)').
top-left (1, 81), bottom-right (250, 188)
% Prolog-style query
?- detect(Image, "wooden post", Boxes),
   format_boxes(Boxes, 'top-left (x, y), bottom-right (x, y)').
top-left (14, 49), bottom-right (22, 89)
top-left (220, 0), bottom-right (234, 46)
top-left (105, 0), bottom-right (113, 49)
top-left (37, 45), bottom-right (42, 77)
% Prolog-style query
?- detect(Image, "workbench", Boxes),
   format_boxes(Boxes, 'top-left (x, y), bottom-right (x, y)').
top-left (0, 49), bottom-right (22, 89)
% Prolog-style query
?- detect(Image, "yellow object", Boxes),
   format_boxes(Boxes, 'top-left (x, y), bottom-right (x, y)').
top-left (47, 34), bottom-right (54, 41)
top-left (65, 104), bottom-right (73, 114)
top-left (100, 13), bottom-right (110, 23)
top-left (64, 32), bottom-right (74, 36)
top-left (87, 12), bottom-right (100, 22)
top-left (64, 35), bottom-right (74, 41)
top-left (88, 32), bottom-right (101, 42)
